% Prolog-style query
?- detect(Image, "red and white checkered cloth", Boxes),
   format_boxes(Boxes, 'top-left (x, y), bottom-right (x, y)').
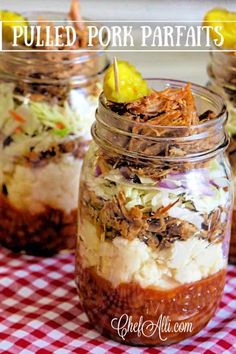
top-left (0, 247), bottom-right (235, 354)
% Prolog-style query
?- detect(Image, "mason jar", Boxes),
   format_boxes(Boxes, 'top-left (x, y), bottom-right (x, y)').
top-left (0, 12), bottom-right (109, 256)
top-left (207, 48), bottom-right (236, 263)
top-left (75, 79), bottom-right (233, 346)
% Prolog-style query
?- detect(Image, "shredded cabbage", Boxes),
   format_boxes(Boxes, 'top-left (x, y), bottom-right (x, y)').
top-left (0, 83), bottom-right (97, 157)
top-left (91, 157), bottom-right (230, 229)
top-left (0, 83), bottom-right (15, 127)
top-left (30, 101), bottom-right (81, 137)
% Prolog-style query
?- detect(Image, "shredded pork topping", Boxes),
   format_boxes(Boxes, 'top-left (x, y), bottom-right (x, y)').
top-left (125, 84), bottom-right (199, 125)
top-left (106, 84), bottom-right (218, 159)
top-left (109, 84), bottom-right (215, 126)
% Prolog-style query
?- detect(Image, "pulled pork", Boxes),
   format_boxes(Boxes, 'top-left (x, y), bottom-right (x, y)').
top-left (99, 192), bottom-right (144, 240)
top-left (125, 84), bottom-right (199, 126)
top-left (110, 84), bottom-right (215, 126)
top-left (81, 184), bottom-right (226, 250)
top-left (107, 84), bottom-right (218, 158)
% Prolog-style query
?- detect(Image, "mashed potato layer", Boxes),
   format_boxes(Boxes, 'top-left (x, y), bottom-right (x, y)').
top-left (79, 219), bottom-right (225, 289)
top-left (1, 155), bottom-right (83, 214)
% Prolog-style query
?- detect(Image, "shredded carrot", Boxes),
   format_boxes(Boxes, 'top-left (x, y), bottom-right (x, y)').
top-left (15, 127), bottom-right (22, 134)
top-left (10, 111), bottom-right (26, 123)
top-left (55, 122), bottom-right (66, 129)
top-left (157, 198), bottom-right (179, 216)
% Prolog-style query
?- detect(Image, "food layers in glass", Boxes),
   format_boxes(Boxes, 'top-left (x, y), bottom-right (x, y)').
top-left (75, 79), bottom-right (233, 345)
top-left (0, 11), bottom-right (109, 255)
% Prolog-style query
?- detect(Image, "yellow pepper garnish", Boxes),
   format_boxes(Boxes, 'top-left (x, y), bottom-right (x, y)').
top-left (103, 60), bottom-right (151, 103)
top-left (203, 8), bottom-right (236, 49)
top-left (0, 10), bottom-right (28, 44)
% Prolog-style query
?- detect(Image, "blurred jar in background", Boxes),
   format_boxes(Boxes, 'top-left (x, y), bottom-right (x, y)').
top-left (207, 48), bottom-right (236, 263)
top-left (0, 11), bottom-right (109, 256)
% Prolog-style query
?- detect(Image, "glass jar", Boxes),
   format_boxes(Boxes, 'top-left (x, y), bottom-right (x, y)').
top-left (0, 12), bottom-right (109, 256)
top-left (207, 49), bottom-right (236, 263)
top-left (75, 79), bottom-right (233, 346)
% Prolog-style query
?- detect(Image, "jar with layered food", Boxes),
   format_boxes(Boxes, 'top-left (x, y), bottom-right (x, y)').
top-left (0, 6), bottom-right (109, 255)
top-left (204, 8), bottom-right (236, 263)
top-left (75, 62), bottom-right (233, 346)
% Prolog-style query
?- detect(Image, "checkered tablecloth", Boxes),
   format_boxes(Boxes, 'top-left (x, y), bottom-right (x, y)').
top-left (0, 247), bottom-right (235, 354)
